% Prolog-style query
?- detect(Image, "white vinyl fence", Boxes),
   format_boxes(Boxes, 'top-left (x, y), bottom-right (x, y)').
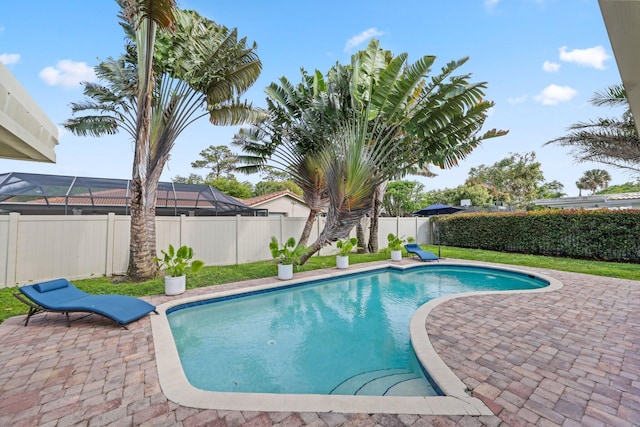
top-left (0, 213), bottom-right (432, 288)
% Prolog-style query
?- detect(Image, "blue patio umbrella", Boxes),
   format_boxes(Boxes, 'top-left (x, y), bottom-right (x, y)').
top-left (413, 203), bottom-right (463, 257)
top-left (413, 203), bottom-right (463, 217)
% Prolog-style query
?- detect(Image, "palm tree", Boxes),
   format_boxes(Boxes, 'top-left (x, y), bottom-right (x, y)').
top-left (119, 0), bottom-right (177, 281)
top-left (579, 169), bottom-right (612, 194)
top-left (546, 84), bottom-right (640, 176)
top-left (234, 66), bottom-right (352, 246)
top-left (236, 39), bottom-right (506, 263)
top-left (64, 4), bottom-right (262, 281)
top-left (575, 180), bottom-right (585, 197)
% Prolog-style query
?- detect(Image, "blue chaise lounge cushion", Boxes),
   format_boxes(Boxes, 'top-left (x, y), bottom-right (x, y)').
top-left (20, 278), bottom-right (156, 326)
top-left (404, 243), bottom-right (439, 261)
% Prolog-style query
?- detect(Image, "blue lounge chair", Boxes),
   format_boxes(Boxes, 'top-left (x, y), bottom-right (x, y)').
top-left (14, 278), bottom-right (157, 329)
top-left (404, 243), bottom-right (439, 262)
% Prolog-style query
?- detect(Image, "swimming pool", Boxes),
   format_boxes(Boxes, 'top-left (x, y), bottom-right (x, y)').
top-left (165, 264), bottom-right (549, 397)
top-left (151, 261), bottom-right (561, 414)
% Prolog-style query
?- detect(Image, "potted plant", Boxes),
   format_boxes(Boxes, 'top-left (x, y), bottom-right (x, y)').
top-left (335, 237), bottom-right (358, 269)
top-left (387, 234), bottom-right (415, 261)
top-left (154, 244), bottom-right (204, 295)
top-left (269, 236), bottom-right (308, 280)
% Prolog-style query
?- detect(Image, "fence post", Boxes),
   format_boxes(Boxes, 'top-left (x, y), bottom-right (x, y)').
top-left (236, 215), bottom-right (240, 265)
top-left (179, 214), bottom-right (187, 246)
top-left (5, 212), bottom-right (19, 287)
top-left (428, 218), bottom-right (434, 244)
top-left (105, 213), bottom-right (116, 276)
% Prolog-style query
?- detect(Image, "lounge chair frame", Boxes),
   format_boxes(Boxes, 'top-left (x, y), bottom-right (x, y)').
top-left (404, 243), bottom-right (439, 262)
top-left (14, 279), bottom-right (158, 329)
top-left (14, 292), bottom-right (104, 327)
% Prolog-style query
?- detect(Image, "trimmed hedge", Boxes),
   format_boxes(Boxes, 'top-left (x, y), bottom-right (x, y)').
top-left (437, 209), bottom-right (640, 262)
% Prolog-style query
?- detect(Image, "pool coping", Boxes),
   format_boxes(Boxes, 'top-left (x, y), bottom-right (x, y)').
top-left (150, 260), bottom-right (563, 415)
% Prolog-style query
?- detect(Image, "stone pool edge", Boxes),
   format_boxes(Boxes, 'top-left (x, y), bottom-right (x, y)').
top-left (150, 260), bottom-right (563, 415)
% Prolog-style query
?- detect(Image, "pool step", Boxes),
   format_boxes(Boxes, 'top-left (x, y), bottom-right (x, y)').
top-left (357, 372), bottom-right (418, 395)
top-left (330, 368), bottom-right (436, 396)
top-left (385, 378), bottom-right (439, 396)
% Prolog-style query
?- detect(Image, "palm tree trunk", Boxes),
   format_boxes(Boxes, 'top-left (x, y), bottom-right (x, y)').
top-left (356, 219), bottom-right (368, 253)
top-left (299, 204), bottom-right (364, 264)
top-left (298, 209), bottom-right (319, 247)
top-left (144, 172), bottom-right (161, 274)
top-left (127, 79), bottom-right (155, 281)
top-left (367, 182), bottom-right (386, 253)
top-left (127, 176), bottom-right (154, 281)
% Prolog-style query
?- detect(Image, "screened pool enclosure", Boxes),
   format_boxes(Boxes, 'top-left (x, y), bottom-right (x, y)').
top-left (0, 172), bottom-right (266, 216)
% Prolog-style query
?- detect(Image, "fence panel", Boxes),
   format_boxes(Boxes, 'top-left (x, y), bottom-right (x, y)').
top-left (111, 216), bottom-right (131, 275)
top-left (238, 217), bottom-right (281, 264)
top-left (0, 214), bottom-right (431, 287)
top-left (14, 216), bottom-right (109, 284)
top-left (188, 217), bottom-right (238, 266)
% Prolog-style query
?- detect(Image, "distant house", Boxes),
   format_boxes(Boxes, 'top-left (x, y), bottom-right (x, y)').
top-left (532, 192), bottom-right (640, 210)
top-left (242, 190), bottom-right (310, 217)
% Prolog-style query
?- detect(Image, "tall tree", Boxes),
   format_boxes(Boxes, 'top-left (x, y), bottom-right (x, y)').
top-left (546, 84), bottom-right (640, 176)
top-left (172, 174), bottom-right (205, 184)
top-left (576, 179), bottom-right (586, 197)
top-left (536, 180), bottom-right (565, 199)
top-left (64, 3), bottom-right (262, 280)
top-left (467, 152), bottom-right (545, 208)
top-left (236, 39), bottom-right (506, 262)
top-left (596, 181), bottom-right (640, 194)
top-left (124, 0), bottom-right (177, 281)
top-left (578, 169), bottom-right (612, 194)
top-left (382, 181), bottom-right (426, 217)
top-left (234, 66), bottom-right (351, 246)
top-left (441, 182), bottom-right (495, 207)
top-left (191, 145), bottom-right (239, 180)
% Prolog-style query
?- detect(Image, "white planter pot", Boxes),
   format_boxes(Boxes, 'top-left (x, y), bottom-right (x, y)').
top-left (277, 263), bottom-right (294, 280)
top-left (165, 275), bottom-right (186, 295)
top-left (336, 255), bottom-right (349, 269)
top-left (390, 250), bottom-right (402, 262)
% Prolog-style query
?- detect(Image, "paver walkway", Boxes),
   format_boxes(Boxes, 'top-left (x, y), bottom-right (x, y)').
top-left (0, 260), bottom-right (638, 426)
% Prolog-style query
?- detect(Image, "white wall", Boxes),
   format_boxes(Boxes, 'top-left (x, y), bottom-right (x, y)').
top-left (254, 196), bottom-right (311, 217)
top-left (0, 213), bottom-right (431, 288)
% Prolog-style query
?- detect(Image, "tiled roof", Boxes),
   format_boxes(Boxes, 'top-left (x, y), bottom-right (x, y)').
top-left (242, 190), bottom-right (306, 206)
top-left (607, 192), bottom-right (640, 201)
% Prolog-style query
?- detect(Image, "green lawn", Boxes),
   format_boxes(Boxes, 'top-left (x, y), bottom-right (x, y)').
top-left (1, 246), bottom-right (638, 324)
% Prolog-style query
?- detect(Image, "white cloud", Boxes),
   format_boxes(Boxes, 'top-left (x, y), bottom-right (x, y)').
top-left (542, 60), bottom-right (560, 72)
top-left (534, 84), bottom-right (577, 105)
top-left (0, 53), bottom-right (21, 65)
top-left (558, 45), bottom-right (611, 70)
top-left (484, 0), bottom-right (500, 8)
top-left (39, 59), bottom-right (96, 88)
top-left (344, 28), bottom-right (384, 52)
top-left (507, 95), bottom-right (527, 104)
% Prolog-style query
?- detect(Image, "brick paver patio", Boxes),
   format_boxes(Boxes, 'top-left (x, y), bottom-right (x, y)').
top-left (0, 260), bottom-right (638, 426)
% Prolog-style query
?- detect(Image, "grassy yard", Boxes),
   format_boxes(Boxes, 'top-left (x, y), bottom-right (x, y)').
top-left (1, 245), bottom-right (638, 324)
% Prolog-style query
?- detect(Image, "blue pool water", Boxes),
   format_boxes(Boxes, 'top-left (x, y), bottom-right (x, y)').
top-left (167, 265), bottom-right (548, 396)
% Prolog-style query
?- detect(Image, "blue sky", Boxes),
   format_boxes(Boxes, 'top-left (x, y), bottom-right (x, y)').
top-left (0, 0), bottom-right (631, 197)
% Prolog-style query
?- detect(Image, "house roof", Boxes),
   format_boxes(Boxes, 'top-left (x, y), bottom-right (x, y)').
top-left (0, 63), bottom-right (58, 163)
top-left (533, 191), bottom-right (640, 209)
top-left (242, 190), bottom-right (306, 207)
top-left (599, 0), bottom-right (640, 136)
